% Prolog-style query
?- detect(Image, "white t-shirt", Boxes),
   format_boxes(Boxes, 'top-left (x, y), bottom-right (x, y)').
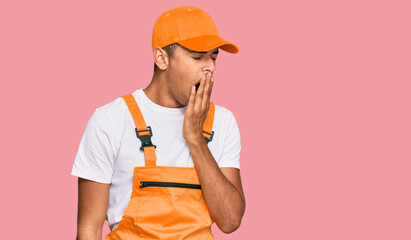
top-left (71, 88), bottom-right (241, 231)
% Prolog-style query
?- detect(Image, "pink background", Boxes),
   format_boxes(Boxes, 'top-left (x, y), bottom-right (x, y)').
top-left (1, 0), bottom-right (410, 239)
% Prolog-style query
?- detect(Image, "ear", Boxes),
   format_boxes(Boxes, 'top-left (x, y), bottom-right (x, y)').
top-left (153, 47), bottom-right (169, 71)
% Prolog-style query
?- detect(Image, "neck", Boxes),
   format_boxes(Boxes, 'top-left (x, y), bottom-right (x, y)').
top-left (143, 71), bottom-right (184, 108)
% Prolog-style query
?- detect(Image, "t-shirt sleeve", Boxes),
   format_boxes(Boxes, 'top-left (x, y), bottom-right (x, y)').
top-left (71, 108), bottom-right (117, 184)
top-left (218, 111), bottom-right (241, 169)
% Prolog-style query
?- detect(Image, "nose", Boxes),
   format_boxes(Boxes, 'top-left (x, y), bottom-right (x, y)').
top-left (203, 56), bottom-right (216, 74)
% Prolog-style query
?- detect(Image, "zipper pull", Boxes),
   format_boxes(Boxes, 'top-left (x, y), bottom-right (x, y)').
top-left (139, 182), bottom-right (146, 189)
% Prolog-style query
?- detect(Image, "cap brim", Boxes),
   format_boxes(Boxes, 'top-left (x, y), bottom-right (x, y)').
top-left (177, 35), bottom-right (239, 54)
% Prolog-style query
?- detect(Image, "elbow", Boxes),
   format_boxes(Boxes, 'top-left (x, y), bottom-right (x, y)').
top-left (218, 217), bottom-right (242, 234)
top-left (219, 201), bottom-right (246, 233)
top-left (217, 197), bottom-right (246, 233)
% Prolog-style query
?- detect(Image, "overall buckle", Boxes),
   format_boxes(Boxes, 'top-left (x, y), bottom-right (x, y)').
top-left (135, 126), bottom-right (156, 150)
top-left (203, 130), bottom-right (214, 144)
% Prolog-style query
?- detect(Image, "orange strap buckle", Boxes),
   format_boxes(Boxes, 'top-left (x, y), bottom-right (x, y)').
top-left (135, 126), bottom-right (157, 150)
top-left (203, 130), bottom-right (214, 143)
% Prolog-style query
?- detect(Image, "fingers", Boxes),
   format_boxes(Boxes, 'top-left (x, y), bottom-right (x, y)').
top-left (195, 72), bottom-right (213, 110)
top-left (187, 85), bottom-right (196, 110)
top-left (195, 74), bottom-right (206, 108)
top-left (201, 73), bottom-right (213, 110)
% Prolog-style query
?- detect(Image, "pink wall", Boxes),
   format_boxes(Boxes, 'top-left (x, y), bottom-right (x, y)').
top-left (1, 0), bottom-right (410, 239)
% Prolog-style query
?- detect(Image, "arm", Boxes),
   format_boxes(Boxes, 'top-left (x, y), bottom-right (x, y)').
top-left (76, 178), bottom-right (110, 240)
top-left (187, 140), bottom-right (245, 233)
top-left (183, 72), bottom-right (245, 233)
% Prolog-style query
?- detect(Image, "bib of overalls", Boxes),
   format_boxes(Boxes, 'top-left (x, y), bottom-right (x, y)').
top-left (106, 94), bottom-right (215, 240)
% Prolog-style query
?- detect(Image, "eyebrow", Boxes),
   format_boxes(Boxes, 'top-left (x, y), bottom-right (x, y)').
top-left (188, 49), bottom-right (219, 54)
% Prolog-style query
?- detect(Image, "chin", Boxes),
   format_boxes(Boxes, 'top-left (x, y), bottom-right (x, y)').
top-left (176, 96), bottom-right (187, 107)
top-left (183, 99), bottom-right (189, 107)
top-left (181, 93), bottom-right (189, 106)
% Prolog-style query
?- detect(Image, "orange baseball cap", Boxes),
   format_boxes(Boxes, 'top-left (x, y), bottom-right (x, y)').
top-left (152, 6), bottom-right (239, 54)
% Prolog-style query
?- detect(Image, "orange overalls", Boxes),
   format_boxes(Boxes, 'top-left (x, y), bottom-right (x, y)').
top-left (106, 94), bottom-right (215, 240)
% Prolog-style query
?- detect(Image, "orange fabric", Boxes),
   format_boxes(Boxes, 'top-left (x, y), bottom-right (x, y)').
top-left (122, 94), bottom-right (157, 166)
top-left (143, 146), bottom-right (157, 167)
top-left (106, 166), bottom-right (214, 240)
top-left (107, 94), bottom-right (215, 239)
top-left (203, 102), bottom-right (215, 140)
top-left (122, 94), bottom-right (149, 136)
top-left (152, 6), bottom-right (239, 54)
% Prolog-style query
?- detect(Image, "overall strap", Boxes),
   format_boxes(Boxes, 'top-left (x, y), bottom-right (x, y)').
top-left (122, 94), bottom-right (157, 167)
top-left (203, 102), bottom-right (215, 144)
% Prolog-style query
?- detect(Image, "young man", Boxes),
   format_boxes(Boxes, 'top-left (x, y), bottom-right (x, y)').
top-left (72, 6), bottom-right (245, 239)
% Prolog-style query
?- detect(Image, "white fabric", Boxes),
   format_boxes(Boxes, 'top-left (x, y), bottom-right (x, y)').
top-left (71, 88), bottom-right (241, 230)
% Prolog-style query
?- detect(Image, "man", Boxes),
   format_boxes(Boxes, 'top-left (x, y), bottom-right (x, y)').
top-left (72, 6), bottom-right (245, 239)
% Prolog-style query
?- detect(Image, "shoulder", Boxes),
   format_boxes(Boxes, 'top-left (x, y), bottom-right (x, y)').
top-left (82, 96), bottom-right (130, 144)
top-left (212, 103), bottom-right (240, 140)
top-left (97, 96), bottom-right (127, 116)
top-left (214, 104), bottom-right (237, 126)
top-left (91, 96), bottom-right (131, 128)
top-left (211, 104), bottom-right (242, 168)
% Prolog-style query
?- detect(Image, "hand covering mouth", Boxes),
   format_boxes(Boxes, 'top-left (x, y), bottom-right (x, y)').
top-left (195, 73), bottom-right (212, 91)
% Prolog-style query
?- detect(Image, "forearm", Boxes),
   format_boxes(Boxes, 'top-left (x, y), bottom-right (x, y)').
top-left (187, 138), bottom-right (245, 233)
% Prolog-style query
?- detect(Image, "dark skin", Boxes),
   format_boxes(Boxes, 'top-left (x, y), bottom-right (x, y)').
top-left (76, 45), bottom-right (245, 239)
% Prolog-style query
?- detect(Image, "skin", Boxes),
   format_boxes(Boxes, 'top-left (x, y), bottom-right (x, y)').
top-left (76, 44), bottom-right (245, 239)
top-left (145, 44), bottom-right (219, 108)
top-left (77, 179), bottom-right (108, 240)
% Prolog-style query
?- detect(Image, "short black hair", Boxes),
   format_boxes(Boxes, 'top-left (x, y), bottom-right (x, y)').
top-left (153, 43), bottom-right (180, 71)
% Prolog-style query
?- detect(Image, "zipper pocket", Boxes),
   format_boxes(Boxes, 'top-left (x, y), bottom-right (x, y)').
top-left (139, 181), bottom-right (201, 189)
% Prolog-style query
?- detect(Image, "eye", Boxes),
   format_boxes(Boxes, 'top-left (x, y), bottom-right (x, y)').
top-left (192, 56), bottom-right (217, 61)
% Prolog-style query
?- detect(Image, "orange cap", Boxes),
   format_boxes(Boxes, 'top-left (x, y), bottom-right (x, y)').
top-left (152, 6), bottom-right (239, 54)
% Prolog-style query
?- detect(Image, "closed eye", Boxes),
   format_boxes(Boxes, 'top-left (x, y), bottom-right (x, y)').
top-left (193, 56), bottom-right (217, 61)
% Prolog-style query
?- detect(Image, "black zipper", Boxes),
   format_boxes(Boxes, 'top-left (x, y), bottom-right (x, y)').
top-left (139, 181), bottom-right (201, 189)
